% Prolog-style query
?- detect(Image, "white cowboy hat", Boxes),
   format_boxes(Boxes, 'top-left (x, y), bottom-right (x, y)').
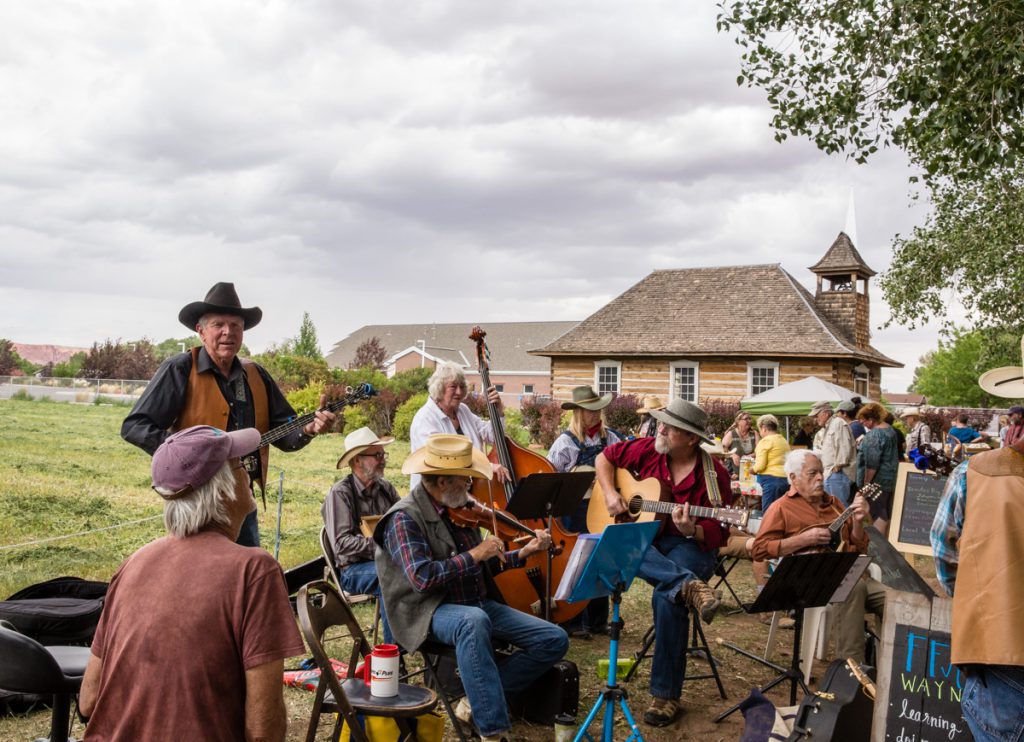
top-left (978, 335), bottom-right (1024, 398)
top-left (336, 426), bottom-right (395, 469)
top-left (401, 434), bottom-right (493, 480)
top-left (900, 407), bottom-right (923, 420)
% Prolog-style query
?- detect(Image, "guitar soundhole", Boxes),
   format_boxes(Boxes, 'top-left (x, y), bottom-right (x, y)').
top-left (627, 495), bottom-right (644, 519)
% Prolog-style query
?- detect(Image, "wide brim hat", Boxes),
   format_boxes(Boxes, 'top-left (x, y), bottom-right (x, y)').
top-left (561, 385), bottom-right (613, 411)
top-left (809, 400), bottom-right (833, 416)
top-left (402, 434), bottom-right (493, 479)
top-left (336, 426), bottom-right (395, 469)
top-left (649, 399), bottom-right (714, 444)
top-left (979, 336), bottom-right (1024, 398)
top-left (179, 282), bottom-right (263, 331)
top-left (637, 395), bottom-right (666, 415)
top-left (900, 407), bottom-right (922, 420)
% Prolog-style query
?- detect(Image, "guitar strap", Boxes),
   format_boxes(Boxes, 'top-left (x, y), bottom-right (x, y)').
top-left (701, 450), bottom-right (723, 506)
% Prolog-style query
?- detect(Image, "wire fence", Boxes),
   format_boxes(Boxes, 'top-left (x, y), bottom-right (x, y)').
top-left (0, 375), bottom-right (149, 403)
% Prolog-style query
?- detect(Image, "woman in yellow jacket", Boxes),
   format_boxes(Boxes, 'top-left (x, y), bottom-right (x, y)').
top-left (752, 414), bottom-right (790, 513)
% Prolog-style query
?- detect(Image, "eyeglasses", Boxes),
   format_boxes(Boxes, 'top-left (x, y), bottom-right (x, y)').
top-left (359, 451), bottom-right (388, 460)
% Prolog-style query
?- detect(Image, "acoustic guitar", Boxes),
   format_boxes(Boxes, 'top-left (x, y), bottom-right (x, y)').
top-left (587, 469), bottom-right (753, 534)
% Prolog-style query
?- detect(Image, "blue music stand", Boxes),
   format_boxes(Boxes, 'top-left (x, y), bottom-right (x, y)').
top-left (566, 521), bottom-right (660, 742)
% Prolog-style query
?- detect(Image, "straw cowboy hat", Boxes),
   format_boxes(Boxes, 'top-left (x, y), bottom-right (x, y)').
top-left (401, 434), bottom-right (493, 480)
top-left (336, 426), bottom-right (395, 469)
top-left (900, 407), bottom-right (923, 420)
top-left (636, 395), bottom-right (666, 415)
top-left (561, 385), bottom-right (613, 411)
top-left (979, 334), bottom-right (1024, 398)
top-left (178, 282), bottom-right (263, 331)
top-left (649, 399), bottom-right (714, 444)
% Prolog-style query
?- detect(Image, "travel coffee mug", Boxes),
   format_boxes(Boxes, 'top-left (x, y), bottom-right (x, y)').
top-left (366, 643), bottom-right (399, 697)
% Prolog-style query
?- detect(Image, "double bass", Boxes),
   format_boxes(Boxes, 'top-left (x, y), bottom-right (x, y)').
top-left (468, 326), bottom-right (587, 623)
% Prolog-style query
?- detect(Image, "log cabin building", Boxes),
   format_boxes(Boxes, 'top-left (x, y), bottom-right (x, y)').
top-left (531, 233), bottom-right (901, 404)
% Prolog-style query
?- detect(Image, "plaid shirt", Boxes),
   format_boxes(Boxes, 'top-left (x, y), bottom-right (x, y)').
top-left (930, 460), bottom-right (968, 597)
top-left (382, 502), bottom-right (522, 606)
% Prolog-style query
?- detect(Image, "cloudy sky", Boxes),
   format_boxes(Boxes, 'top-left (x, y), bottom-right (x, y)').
top-left (1, 0), bottom-right (941, 392)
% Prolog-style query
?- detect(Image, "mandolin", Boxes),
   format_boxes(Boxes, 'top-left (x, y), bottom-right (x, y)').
top-left (795, 482), bottom-right (881, 553)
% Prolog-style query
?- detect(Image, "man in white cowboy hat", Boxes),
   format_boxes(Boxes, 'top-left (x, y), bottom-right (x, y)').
top-left (547, 385), bottom-right (626, 638)
top-left (594, 398), bottom-right (729, 727)
top-left (80, 426), bottom-right (304, 741)
top-left (636, 394), bottom-right (666, 438)
top-left (122, 282), bottom-right (336, 547)
top-left (930, 348), bottom-right (1024, 739)
top-left (373, 435), bottom-right (568, 742)
top-left (810, 400), bottom-right (857, 505)
top-left (322, 426), bottom-right (399, 641)
top-left (900, 406), bottom-right (932, 458)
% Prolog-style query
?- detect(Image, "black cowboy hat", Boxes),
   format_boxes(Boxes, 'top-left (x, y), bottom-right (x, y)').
top-left (178, 282), bottom-right (263, 331)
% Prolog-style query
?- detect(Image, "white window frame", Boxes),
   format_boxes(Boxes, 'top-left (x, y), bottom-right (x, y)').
top-left (669, 360), bottom-right (700, 402)
top-left (853, 365), bottom-right (870, 397)
top-left (747, 360), bottom-right (780, 396)
top-left (523, 383), bottom-right (534, 394)
top-left (594, 360), bottom-right (621, 395)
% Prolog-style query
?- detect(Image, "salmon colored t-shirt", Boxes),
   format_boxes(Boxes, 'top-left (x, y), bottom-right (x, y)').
top-left (85, 530), bottom-right (304, 741)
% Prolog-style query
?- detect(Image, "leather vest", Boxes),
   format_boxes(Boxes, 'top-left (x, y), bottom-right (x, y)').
top-left (953, 448), bottom-right (1024, 666)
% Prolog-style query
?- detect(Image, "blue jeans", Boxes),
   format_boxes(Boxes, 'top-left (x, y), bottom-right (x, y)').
top-left (236, 510), bottom-right (260, 547)
top-left (962, 665), bottom-right (1024, 741)
top-left (824, 471), bottom-right (852, 506)
top-left (429, 600), bottom-right (568, 736)
top-left (757, 475), bottom-right (789, 513)
top-left (339, 561), bottom-right (393, 645)
top-left (636, 535), bottom-right (716, 700)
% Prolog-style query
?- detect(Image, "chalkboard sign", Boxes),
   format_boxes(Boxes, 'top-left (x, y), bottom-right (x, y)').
top-left (890, 463), bottom-right (949, 556)
top-left (873, 591), bottom-right (972, 742)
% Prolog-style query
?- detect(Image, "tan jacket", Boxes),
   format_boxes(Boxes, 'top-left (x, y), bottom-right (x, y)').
top-left (819, 414), bottom-right (856, 479)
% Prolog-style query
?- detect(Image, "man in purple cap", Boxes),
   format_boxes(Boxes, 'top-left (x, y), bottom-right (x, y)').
top-left (121, 282), bottom-right (335, 547)
top-left (1002, 405), bottom-right (1024, 448)
top-left (79, 425), bottom-right (305, 742)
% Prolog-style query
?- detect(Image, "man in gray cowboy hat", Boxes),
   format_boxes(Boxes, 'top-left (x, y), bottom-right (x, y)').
top-left (121, 282), bottom-right (335, 546)
top-left (811, 400), bottom-right (857, 505)
top-left (594, 398), bottom-right (729, 727)
top-left (374, 434), bottom-right (568, 742)
top-left (322, 426), bottom-right (399, 642)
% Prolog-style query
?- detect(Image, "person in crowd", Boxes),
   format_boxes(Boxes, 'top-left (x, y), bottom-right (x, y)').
top-left (1001, 405), bottom-right (1024, 448)
top-left (886, 412), bottom-right (906, 460)
top-left (374, 435), bottom-right (567, 742)
top-left (945, 413), bottom-right (986, 458)
top-left (546, 385), bottom-right (624, 637)
top-left (901, 407), bottom-right (932, 457)
top-left (751, 450), bottom-right (884, 665)
top-left (931, 352), bottom-right (1024, 740)
top-left (595, 399), bottom-right (727, 727)
top-left (408, 362), bottom-right (508, 490)
top-left (811, 400), bottom-right (857, 505)
top-left (121, 282), bottom-right (335, 546)
top-left (721, 411), bottom-right (759, 479)
top-left (752, 414), bottom-right (790, 513)
top-left (792, 417), bottom-right (816, 448)
top-left (79, 426), bottom-right (304, 741)
top-left (322, 426), bottom-right (399, 643)
top-left (855, 402), bottom-right (901, 533)
top-left (635, 395), bottom-right (665, 438)
top-left (846, 397), bottom-right (866, 440)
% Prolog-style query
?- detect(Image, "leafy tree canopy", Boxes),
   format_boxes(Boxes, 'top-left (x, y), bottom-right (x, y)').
top-left (350, 336), bottom-right (388, 371)
top-left (293, 311), bottom-right (322, 360)
top-left (152, 336), bottom-right (202, 360)
top-left (911, 327), bottom-right (1023, 407)
top-left (0, 339), bottom-right (24, 375)
top-left (78, 340), bottom-right (159, 380)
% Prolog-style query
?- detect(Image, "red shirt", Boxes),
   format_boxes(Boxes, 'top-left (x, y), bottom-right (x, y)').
top-left (602, 437), bottom-right (733, 550)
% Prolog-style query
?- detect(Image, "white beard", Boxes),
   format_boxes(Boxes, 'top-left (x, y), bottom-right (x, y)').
top-left (439, 483), bottom-right (470, 509)
top-left (654, 435), bottom-right (670, 455)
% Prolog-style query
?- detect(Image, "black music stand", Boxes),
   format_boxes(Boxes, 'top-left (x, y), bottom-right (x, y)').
top-left (564, 521), bottom-right (660, 742)
top-left (713, 551), bottom-right (861, 723)
top-left (506, 472), bottom-right (594, 621)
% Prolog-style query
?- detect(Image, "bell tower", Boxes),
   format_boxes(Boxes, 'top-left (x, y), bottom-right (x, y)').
top-left (809, 232), bottom-right (875, 349)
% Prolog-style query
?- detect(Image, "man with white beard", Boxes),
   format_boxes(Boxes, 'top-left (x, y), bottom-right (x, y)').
top-left (373, 435), bottom-right (568, 742)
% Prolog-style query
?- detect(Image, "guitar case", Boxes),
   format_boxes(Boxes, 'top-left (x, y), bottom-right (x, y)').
top-left (0, 576), bottom-right (107, 645)
top-left (786, 659), bottom-right (875, 742)
top-left (508, 659), bottom-right (579, 725)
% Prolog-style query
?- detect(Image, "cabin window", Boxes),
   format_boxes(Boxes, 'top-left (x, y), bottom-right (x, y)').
top-left (670, 361), bottom-right (699, 402)
top-left (854, 365), bottom-right (870, 397)
top-left (594, 360), bottom-right (621, 395)
top-left (747, 361), bottom-right (779, 396)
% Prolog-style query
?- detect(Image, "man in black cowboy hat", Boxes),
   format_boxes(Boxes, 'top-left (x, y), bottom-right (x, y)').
top-left (121, 282), bottom-right (335, 546)
top-left (594, 398), bottom-right (729, 727)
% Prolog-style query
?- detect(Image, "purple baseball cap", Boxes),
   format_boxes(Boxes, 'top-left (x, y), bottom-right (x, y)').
top-left (152, 426), bottom-right (261, 499)
top-left (1009, 406), bottom-right (1024, 416)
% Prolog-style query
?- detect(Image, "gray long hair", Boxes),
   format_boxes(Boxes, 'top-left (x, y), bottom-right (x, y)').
top-left (156, 463), bottom-right (237, 538)
top-left (427, 362), bottom-right (468, 402)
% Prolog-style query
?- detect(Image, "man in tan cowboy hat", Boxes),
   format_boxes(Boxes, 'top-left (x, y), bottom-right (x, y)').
top-left (373, 435), bottom-right (568, 742)
top-left (928, 344), bottom-right (1024, 739)
top-left (900, 406), bottom-right (932, 458)
top-left (811, 400), bottom-right (857, 505)
top-left (322, 426), bottom-right (399, 641)
top-left (636, 394), bottom-right (666, 438)
top-left (594, 398), bottom-right (729, 727)
top-left (547, 385), bottom-right (624, 637)
top-left (122, 282), bottom-right (336, 547)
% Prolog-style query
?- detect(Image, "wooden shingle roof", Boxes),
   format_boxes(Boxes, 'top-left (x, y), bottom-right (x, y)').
top-left (531, 264), bottom-right (900, 367)
top-left (808, 232), bottom-right (876, 277)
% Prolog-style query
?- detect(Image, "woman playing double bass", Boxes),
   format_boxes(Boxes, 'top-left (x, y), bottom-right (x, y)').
top-left (546, 385), bottom-right (625, 638)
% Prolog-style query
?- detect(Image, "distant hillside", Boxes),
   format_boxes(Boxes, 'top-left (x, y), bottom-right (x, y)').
top-left (13, 343), bottom-right (90, 366)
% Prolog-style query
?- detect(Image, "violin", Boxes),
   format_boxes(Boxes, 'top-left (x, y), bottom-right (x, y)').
top-left (447, 500), bottom-right (536, 544)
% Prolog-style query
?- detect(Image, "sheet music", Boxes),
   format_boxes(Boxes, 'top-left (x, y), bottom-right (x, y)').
top-left (829, 554), bottom-right (872, 603)
top-left (554, 533), bottom-right (600, 601)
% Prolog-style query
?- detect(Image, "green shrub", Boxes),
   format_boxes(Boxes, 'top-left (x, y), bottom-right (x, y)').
top-left (286, 382), bottom-right (324, 415)
top-left (343, 404), bottom-right (370, 432)
top-left (10, 389), bottom-right (33, 401)
top-left (393, 393), bottom-right (429, 441)
top-left (502, 408), bottom-right (531, 447)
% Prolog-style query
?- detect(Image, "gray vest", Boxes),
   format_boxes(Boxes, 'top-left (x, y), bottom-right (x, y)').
top-left (373, 485), bottom-right (474, 652)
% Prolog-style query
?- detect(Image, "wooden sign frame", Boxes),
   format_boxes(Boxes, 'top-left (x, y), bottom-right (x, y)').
top-left (888, 462), bottom-right (948, 556)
